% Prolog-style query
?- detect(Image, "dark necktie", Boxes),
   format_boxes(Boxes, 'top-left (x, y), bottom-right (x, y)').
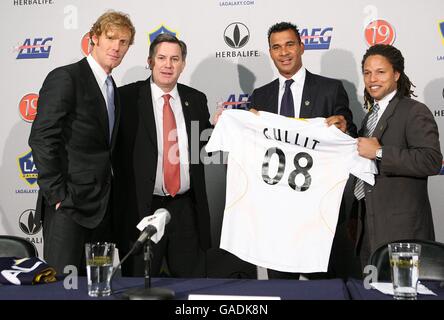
top-left (354, 103), bottom-right (380, 200)
top-left (105, 76), bottom-right (115, 143)
top-left (280, 79), bottom-right (295, 117)
top-left (162, 94), bottom-right (180, 197)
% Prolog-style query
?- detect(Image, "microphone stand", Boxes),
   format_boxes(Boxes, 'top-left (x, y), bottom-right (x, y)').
top-left (122, 238), bottom-right (175, 300)
top-left (144, 242), bottom-right (151, 290)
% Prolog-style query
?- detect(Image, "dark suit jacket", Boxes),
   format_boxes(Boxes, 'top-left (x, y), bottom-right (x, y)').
top-left (114, 78), bottom-right (212, 253)
top-left (29, 58), bottom-right (119, 228)
top-left (249, 70), bottom-right (357, 136)
top-left (359, 96), bottom-right (442, 254)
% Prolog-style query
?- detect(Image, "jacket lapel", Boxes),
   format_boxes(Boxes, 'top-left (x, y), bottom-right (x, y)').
top-left (372, 96), bottom-right (399, 139)
top-left (79, 58), bottom-right (109, 143)
top-left (177, 84), bottom-right (192, 150)
top-left (138, 77), bottom-right (158, 149)
top-left (268, 79), bottom-right (279, 114)
top-left (299, 70), bottom-right (316, 118)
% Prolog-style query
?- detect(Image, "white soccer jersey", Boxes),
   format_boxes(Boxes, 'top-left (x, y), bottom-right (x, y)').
top-left (206, 110), bottom-right (376, 273)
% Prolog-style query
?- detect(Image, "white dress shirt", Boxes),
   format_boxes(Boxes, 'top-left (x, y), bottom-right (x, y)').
top-left (277, 67), bottom-right (306, 117)
top-left (86, 54), bottom-right (111, 111)
top-left (150, 79), bottom-right (190, 196)
top-left (373, 89), bottom-right (397, 123)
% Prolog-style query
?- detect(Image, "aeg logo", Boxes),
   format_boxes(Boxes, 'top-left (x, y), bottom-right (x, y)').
top-left (300, 27), bottom-right (333, 50)
top-left (221, 93), bottom-right (250, 110)
top-left (16, 37), bottom-right (53, 59)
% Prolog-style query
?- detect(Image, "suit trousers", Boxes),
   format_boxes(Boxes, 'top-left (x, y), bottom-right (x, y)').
top-left (42, 196), bottom-right (113, 276)
top-left (356, 199), bottom-right (371, 272)
top-left (129, 192), bottom-right (206, 278)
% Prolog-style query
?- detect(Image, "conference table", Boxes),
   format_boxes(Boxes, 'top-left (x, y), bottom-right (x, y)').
top-left (0, 277), bottom-right (349, 300)
top-left (1, 277), bottom-right (443, 300)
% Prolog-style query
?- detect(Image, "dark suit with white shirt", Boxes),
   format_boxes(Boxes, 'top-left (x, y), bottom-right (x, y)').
top-left (29, 57), bottom-right (119, 275)
top-left (355, 96), bottom-right (442, 266)
top-left (114, 77), bottom-right (212, 277)
top-left (249, 69), bottom-right (358, 279)
top-left (250, 70), bottom-right (357, 136)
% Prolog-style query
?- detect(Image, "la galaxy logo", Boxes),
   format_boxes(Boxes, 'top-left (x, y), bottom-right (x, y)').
top-left (149, 25), bottom-right (177, 44)
top-left (17, 150), bottom-right (38, 186)
top-left (439, 21), bottom-right (444, 46)
top-left (16, 37), bottom-right (53, 59)
top-left (19, 209), bottom-right (42, 235)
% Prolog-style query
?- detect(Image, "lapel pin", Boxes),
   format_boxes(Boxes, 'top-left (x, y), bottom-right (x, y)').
top-left (184, 101), bottom-right (189, 107)
top-left (304, 100), bottom-right (310, 106)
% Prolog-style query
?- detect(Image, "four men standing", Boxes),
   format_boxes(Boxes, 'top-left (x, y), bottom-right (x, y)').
top-left (29, 14), bottom-right (441, 278)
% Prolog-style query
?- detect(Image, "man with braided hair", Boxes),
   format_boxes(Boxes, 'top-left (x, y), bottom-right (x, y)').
top-left (353, 44), bottom-right (442, 269)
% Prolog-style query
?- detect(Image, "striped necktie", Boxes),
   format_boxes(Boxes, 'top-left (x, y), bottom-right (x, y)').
top-left (354, 103), bottom-right (380, 200)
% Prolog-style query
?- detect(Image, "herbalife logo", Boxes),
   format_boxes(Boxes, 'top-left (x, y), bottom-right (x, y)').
top-left (217, 22), bottom-right (258, 58)
top-left (224, 22), bottom-right (249, 49)
top-left (19, 209), bottom-right (42, 235)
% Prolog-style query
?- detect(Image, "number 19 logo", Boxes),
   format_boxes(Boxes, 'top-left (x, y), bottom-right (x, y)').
top-left (19, 93), bottom-right (39, 122)
top-left (261, 147), bottom-right (313, 192)
top-left (364, 19), bottom-right (396, 46)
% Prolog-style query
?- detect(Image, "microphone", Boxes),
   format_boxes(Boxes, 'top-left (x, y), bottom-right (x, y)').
top-left (132, 208), bottom-right (171, 255)
top-left (110, 208), bottom-right (173, 298)
top-left (121, 208), bottom-right (174, 300)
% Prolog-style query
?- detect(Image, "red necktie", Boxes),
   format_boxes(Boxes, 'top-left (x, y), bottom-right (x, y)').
top-left (162, 94), bottom-right (180, 197)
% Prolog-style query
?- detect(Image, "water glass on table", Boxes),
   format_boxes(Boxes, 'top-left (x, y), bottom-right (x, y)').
top-left (388, 242), bottom-right (421, 300)
top-left (85, 242), bottom-right (115, 297)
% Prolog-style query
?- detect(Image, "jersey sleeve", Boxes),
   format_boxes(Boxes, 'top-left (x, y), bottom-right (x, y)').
top-left (205, 110), bottom-right (234, 153)
top-left (349, 151), bottom-right (378, 185)
top-left (325, 125), bottom-right (378, 186)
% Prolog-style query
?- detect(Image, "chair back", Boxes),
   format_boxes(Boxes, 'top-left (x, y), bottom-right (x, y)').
top-left (369, 239), bottom-right (444, 281)
top-left (0, 235), bottom-right (38, 258)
